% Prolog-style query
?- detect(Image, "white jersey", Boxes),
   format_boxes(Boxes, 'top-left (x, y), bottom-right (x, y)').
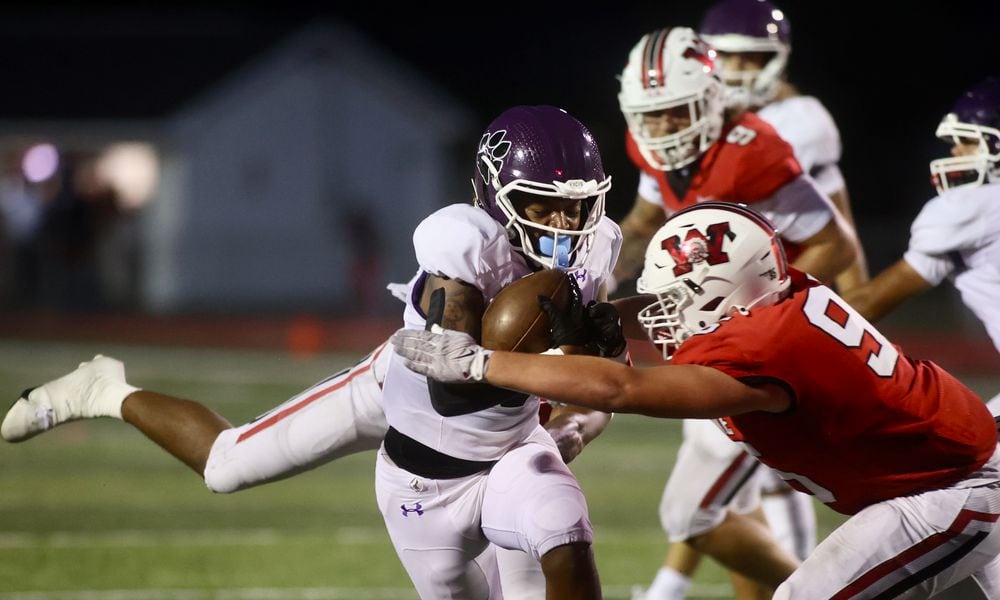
top-left (382, 203), bottom-right (622, 461)
top-left (903, 182), bottom-right (1000, 351)
top-left (758, 95), bottom-right (846, 197)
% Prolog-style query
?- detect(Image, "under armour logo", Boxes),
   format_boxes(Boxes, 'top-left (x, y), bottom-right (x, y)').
top-left (400, 502), bottom-right (424, 517)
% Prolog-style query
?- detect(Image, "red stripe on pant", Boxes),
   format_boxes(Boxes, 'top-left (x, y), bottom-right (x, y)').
top-left (831, 508), bottom-right (1000, 599)
top-left (699, 452), bottom-right (750, 509)
top-left (236, 344), bottom-right (387, 444)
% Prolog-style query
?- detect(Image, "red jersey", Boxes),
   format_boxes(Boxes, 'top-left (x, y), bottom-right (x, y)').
top-left (627, 111), bottom-right (805, 260)
top-left (671, 269), bottom-right (998, 515)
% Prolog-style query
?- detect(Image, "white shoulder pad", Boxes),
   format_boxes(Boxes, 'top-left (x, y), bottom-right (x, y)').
top-left (412, 204), bottom-right (521, 299)
top-left (638, 171), bottom-right (663, 206)
top-left (908, 188), bottom-right (989, 256)
top-left (758, 96), bottom-right (841, 174)
top-left (590, 217), bottom-right (623, 286)
top-left (751, 175), bottom-right (833, 243)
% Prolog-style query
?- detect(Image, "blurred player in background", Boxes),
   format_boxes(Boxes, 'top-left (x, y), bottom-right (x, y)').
top-left (392, 201), bottom-right (1000, 600)
top-left (636, 1), bottom-right (872, 597)
top-left (612, 24), bottom-right (859, 600)
top-left (843, 76), bottom-right (1000, 414)
top-left (701, 0), bottom-right (867, 294)
top-left (2, 105), bottom-right (622, 600)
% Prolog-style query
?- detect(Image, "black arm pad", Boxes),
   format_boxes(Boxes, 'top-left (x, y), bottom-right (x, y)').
top-left (428, 378), bottom-right (530, 417)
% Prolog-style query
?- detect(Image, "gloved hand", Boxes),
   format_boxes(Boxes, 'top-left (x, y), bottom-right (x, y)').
top-left (391, 328), bottom-right (493, 383)
top-left (538, 275), bottom-right (591, 348)
top-left (586, 301), bottom-right (627, 358)
top-left (538, 276), bottom-right (627, 358)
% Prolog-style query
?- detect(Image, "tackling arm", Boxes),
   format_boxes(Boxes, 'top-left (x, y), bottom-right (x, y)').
top-left (484, 352), bottom-right (788, 419)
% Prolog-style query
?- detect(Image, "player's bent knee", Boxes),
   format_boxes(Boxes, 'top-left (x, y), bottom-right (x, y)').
top-left (203, 428), bottom-right (245, 494)
top-left (661, 504), bottom-right (727, 543)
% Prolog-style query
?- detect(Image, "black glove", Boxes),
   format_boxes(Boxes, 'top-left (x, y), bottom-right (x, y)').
top-left (538, 274), bottom-right (592, 348)
top-left (538, 276), bottom-right (626, 357)
top-left (586, 301), bottom-right (627, 358)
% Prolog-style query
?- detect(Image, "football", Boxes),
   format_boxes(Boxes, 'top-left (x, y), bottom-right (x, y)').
top-left (481, 269), bottom-right (574, 353)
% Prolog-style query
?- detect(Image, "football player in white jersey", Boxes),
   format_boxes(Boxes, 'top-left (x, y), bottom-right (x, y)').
top-left (1, 105), bottom-right (622, 599)
top-left (376, 104), bottom-right (622, 600)
top-left (844, 76), bottom-right (1000, 416)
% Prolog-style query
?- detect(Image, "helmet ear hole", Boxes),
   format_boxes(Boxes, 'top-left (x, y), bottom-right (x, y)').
top-left (700, 296), bottom-right (725, 312)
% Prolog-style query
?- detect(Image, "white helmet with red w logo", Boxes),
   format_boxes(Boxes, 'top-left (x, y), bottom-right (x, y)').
top-left (636, 202), bottom-right (790, 359)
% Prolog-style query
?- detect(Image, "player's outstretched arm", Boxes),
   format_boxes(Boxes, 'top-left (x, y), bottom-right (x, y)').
top-left (391, 329), bottom-right (788, 419)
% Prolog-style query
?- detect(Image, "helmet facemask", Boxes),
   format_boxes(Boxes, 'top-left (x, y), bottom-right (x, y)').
top-left (477, 152), bottom-right (609, 270)
top-left (929, 113), bottom-right (1000, 194)
top-left (619, 27), bottom-right (726, 172)
top-left (707, 42), bottom-right (788, 108)
top-left (635, 279), bottom-right (696, 359)
top-left (622, 92), bottom-right (722, 171)
top-left (699, 0), bottom-right (792, 109)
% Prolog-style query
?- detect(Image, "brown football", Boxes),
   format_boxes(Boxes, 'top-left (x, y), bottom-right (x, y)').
top-left (481, 269), bottom-right (573, 353)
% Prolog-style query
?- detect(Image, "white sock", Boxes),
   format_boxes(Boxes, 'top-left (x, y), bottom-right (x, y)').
top-left (646, 567), bottom-right (692, 600)
top-left (90, 379), bottom-right (141, 420)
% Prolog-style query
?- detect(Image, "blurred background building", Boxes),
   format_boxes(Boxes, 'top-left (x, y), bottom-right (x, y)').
top-left (0, 22), bottom-right (472, 319)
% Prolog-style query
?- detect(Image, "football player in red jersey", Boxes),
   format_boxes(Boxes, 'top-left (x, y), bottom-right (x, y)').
top-left (611, 26), bottom-right (857, 289)
top-left (608, 25), bottom-right (861, 599)
top-left (393, 202), bottom-right (1000, 599)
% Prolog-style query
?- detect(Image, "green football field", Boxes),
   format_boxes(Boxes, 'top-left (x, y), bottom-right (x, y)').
top-left (0, 339), bottom-right (996, 599)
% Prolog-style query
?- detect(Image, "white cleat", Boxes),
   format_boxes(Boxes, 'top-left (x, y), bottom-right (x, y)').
top-left (630, 585), bottom-right (648, 600)
top-left (1, 355), bottom-right (138, 442)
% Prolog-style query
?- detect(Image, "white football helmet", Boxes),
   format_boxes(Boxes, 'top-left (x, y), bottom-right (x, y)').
top-left (636, 202), bottom-right (790, 359)
top-left (699, 0), bottom-right (791, 108)
top-left (618, 27), bottom-right (726, 171)
top-left (928, 78), bottom-right (1000, 194)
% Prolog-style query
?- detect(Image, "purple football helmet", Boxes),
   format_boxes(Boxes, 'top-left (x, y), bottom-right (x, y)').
top-left (472, 105), bottom-right (611, 269)
top-left (700, 0), bottom-right (791, 107)
top-left (930, 77), bottom-right (1000, 193)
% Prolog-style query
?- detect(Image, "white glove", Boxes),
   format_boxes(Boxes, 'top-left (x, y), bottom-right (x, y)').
top-left (390, 329), bottom-right (493, 383)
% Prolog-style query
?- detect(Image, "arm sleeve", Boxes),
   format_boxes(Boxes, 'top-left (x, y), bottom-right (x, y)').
top-left (638, 172), bottom-right (663, 207)
top-left (748, 175), bottom-right (834, 243)
top-left (901, 196), bottom-right (973, 286)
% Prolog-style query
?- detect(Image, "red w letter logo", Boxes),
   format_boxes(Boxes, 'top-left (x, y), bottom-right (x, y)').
top-left (662, 222), bottom-right (732, 276)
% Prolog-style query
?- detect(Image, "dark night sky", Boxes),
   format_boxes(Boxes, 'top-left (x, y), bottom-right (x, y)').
top-left (0, 1), bottom-right (997, 269)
